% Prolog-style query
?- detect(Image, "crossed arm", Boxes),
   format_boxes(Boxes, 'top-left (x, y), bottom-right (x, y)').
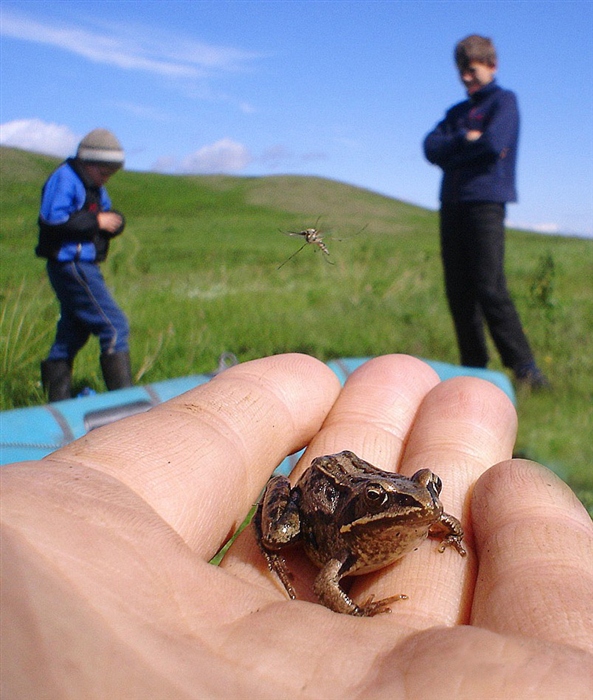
top-left (2, 354), bottom-right (592, 698)
top-left (424, 91), bottom-right (518, 171)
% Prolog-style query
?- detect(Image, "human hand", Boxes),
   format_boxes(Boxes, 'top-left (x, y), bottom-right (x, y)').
top-left (466, 129), bottom-right (483, 141)
top-left (97, 210), bottom-right (124, 233)
top-left (2, 354), bottom-right (592, 698)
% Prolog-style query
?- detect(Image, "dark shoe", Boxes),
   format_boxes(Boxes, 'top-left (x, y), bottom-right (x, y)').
top-left (100, 351), bottom-right (133, 391)
top-left (514, 361), bottom-right (551, 390)
top-left (41, 359), bottom-right (72, 402)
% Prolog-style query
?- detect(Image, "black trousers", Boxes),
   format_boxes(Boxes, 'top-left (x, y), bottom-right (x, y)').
top-left (439, 202), bottom-right (534, 370)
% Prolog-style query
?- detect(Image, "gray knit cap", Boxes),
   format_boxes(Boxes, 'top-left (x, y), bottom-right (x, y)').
top-left (76, 129), bottom-right (125, 167)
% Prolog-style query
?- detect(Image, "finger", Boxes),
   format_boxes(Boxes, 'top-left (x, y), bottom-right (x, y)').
top-left (224, 355), bottom-right (441, 600)
top-left (44, 354), bottom-right (341, 558)
top-left (471, 459), bottom-right (593, 654)
top-left (295, 354), bottom-right (442, 473)
top-left (397, 374), bottom-right (518, 522)
top-left (348, 373), bottom-right (517, 627)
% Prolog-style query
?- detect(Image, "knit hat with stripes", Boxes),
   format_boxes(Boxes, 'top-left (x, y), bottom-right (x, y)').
top-left (76, 129), bottom-right (124, 167)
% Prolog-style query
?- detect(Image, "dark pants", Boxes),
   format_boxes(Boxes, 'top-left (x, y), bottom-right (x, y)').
top-left (439, 202), bottom-right (534, 370)
top-left (46, 259), bottom-right (130, 362)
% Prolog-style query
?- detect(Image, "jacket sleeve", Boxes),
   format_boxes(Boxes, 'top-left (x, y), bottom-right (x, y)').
top-left (423, 111), bottom-right (469, 169)
top-left (43, 211), bottom-right (101, 243)
top-left (39, 167), bottom-right (100, 242)
top-left (424, 91), bottom-right (519, 171)
top-left (466, 90), bottom-right (519, 164)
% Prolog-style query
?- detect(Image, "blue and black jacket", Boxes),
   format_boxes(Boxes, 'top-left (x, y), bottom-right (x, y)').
top-left (423, 81), bottom-right (519, 204)
top-left (36, 158), bottom-right (124, 262)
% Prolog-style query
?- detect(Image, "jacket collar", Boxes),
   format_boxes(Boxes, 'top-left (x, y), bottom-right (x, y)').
top-left (66, 157), bottom-right (101, 190)
top-left (470, 80), bottom-right (499, 103)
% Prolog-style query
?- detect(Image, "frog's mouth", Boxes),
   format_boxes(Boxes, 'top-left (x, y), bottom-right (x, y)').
top-left (341, 508), bottom-right (439, 532)
top-left (340, 485), bottom-right (444, 530)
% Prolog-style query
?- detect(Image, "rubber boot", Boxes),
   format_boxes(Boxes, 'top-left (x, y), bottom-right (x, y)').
top-left (41, 359), bottom-right (72, 402)
top-left (100, 351), bottom-right (133, 391)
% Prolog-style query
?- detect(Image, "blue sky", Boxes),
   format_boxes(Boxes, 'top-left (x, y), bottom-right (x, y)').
top-left (1, 0), bottom-right (592, 237)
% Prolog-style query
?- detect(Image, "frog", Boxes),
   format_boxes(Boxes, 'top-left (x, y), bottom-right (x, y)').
top-left (254, 450), bottom-right (466, 617)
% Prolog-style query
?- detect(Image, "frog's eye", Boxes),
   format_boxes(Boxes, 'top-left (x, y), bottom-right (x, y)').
top-left (365, 483), bottom-right (389, 509)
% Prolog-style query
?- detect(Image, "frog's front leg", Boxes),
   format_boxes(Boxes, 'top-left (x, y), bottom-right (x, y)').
top-left (254, 475), bottom-right (302, 599)
top-left (428, 513), bottom-right (467, 557)
top-left (258, 475), bottom-right (301, 548)
top-left (313, 558), bottom-right (407, 617)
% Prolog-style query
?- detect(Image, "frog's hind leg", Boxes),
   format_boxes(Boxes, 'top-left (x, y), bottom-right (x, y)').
top-left (313, 559), bottom-right (360, 615)
top-left (314, 559), bottom-right (407, 616)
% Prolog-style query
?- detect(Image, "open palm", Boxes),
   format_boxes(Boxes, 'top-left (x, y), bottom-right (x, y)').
top-left (2, 354), bottom-right (592, 698)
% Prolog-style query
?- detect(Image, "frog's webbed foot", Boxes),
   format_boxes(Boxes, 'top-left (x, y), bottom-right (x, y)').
top-left (354, 593), bottom-right (408, 617)
top-left (437, 535), bottom-right (467, 557)
top-left (430, 513), bottom-right (467, 557)
top-left (314, 559), bottom-right (408, 616)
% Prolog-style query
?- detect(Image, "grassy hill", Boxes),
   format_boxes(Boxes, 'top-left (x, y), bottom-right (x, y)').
top-left (1, 145), bottom-right (592, 513)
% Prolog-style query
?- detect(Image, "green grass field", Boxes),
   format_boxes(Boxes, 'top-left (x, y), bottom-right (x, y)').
top-left (2, 146), bottom-right (592, 514)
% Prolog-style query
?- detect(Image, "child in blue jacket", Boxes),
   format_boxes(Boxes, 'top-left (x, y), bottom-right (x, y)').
top-left (37, 129), bottom-right (133, 401)
top-left (424, 35), bottom-right (548, 389)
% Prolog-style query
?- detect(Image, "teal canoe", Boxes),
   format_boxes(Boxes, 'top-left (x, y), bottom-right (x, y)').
top-left (0, 357), bottom-right (514, 471)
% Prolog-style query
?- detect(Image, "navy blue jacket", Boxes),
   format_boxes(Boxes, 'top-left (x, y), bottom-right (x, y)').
top-left (423, 81), bottom-right (519, 203)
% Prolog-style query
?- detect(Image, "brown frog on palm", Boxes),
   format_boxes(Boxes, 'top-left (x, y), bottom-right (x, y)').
top-left (254, 450), bottom-right (466, 617)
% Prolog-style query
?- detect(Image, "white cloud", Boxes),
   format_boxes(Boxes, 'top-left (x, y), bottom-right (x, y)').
top-left (177, 138), bottom-right (253, 174)
top-left (151, 155), bottom-right (178, 174)
top-left (508, 219), bottom-right (561, 235)
top-left (531, 223), bottom-right (561, 234)
top-left (0, 119), bottom-right (79, 157)
top-left (507, 219), bottom-right (593, 238)
top-left (152, 140), bottom-right (329, 175)
top-left (1, 10), bottom-right (262, 79)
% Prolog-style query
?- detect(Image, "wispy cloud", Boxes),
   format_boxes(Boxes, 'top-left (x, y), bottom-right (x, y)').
top-left (260, 144), bottom-right (295, 168)
top-left (109, 101), bottom-right (174, 123)
top-left (258, 145), bottom-right (329, 170)
top-left (1, 9), bottom-right (263, 79)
